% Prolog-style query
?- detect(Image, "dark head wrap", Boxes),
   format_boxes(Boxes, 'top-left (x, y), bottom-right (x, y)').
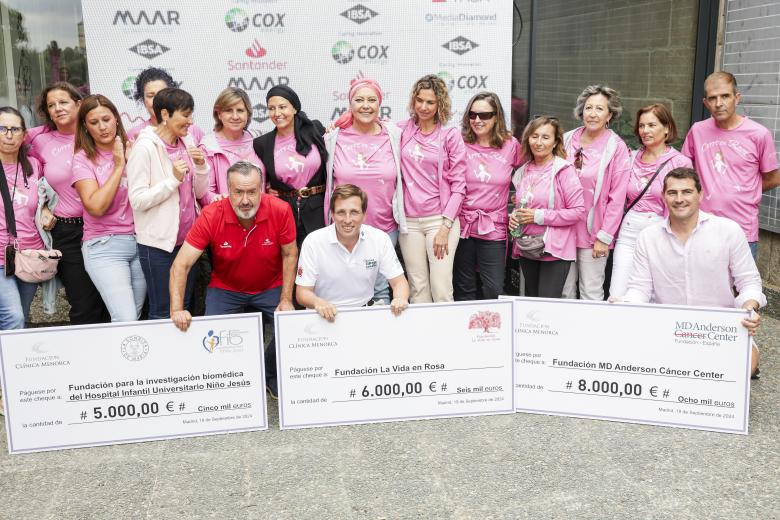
top-left (266, 85), bottom-right (320, 156)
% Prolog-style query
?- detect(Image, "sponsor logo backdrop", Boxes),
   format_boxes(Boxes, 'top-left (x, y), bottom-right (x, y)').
top-left (82, 1), bottom-right (512, 135)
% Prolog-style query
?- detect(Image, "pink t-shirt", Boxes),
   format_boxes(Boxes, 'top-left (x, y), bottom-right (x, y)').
top-left (461, 138), bottom-right (521, 241)
top-left (273, 134), bottom-right (322, 189)
top-left (0, 160), bottom-right (44, 266)
top-left (71, 149), bottom-right (135, 241)
top-left (28, 130), bottom-right (82, 218)
top-left (162, 140), bottom-right (198, 246)
top-left (127, 120), bottom-right (205, 144)
top-left (682, 117), bottom-right (779, 242)
top-left (626, 148), bottom-right (692, 216)
top-left (400, 125), bottom-right (445, 217)
top-left (217, 133), bottom-right (261, 166)
top-left (333, 127), bottom-right (397, 232)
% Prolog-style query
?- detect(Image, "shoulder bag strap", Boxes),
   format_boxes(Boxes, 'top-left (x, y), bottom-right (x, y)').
top-left (0, 162), bottom-right (17, 238)
top-left (624, 157), bottom-right (673, 215)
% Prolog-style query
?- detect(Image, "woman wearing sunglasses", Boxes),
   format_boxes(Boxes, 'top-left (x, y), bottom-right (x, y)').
top-left (397, 74), bottom-right (466, 303)
top-left (325, 78), bottom-right (403, 303)
top-left (453, 92), bottom-right (521, 300)
top-left (509, 116), bottom-right (585, 297)
top-left (562, 85), bottom-right (630, 300)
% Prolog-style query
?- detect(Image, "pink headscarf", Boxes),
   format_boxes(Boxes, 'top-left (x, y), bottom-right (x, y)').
top-left (333, 78), bottom-right (383, 129)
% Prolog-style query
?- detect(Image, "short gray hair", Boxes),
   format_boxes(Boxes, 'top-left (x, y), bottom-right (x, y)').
top-left (573, 85), bottom-right (622, 122)
top-left (226, 160), bottom-right (263, 184)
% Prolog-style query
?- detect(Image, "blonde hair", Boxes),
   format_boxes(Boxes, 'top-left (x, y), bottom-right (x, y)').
top-left (212, 87), bottom-right (253, 132)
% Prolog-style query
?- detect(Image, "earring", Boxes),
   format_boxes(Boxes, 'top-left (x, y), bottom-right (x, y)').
top-left (163, 120), bottom-right (167, 126)
top-left (605, 120), bottom-right (610, 129)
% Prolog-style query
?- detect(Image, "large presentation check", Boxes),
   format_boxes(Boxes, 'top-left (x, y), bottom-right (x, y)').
top-left (509, 298), bottom-right (752, 434)
top-left (0, 315), bottom-right (268, 454)
top-left (275, 301), bottom-right (515, 429)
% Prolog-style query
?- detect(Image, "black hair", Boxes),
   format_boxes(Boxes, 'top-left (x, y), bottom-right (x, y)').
top-left (152, 88), bottom-right (194, 123)
top-left (133, 67), bottom-right (177, 102)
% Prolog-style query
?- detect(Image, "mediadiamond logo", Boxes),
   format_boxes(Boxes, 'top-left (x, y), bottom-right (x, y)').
top-left (121, 76), bottom-right (137, 100)
top-left (225, 8), bottom-right (250, 32)
top-left (332, 41), bottom-right (355, 64)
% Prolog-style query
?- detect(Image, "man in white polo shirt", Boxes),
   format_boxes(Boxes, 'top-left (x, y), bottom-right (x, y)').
top-left (622, 167), bottom-right (765, 376)
top-left (296, 184), bottom-right (410, 321)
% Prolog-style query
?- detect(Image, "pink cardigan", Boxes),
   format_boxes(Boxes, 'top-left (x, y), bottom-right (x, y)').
top-left (512, 157), bottom-right (585, 261)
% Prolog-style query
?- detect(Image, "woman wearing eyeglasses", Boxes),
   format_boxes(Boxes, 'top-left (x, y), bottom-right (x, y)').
top-left (509, 116), bottom-right (585, 297)
top-left (453, 92), bottom-right (521, 301)
top-left (562, 85), bottom-right (630, 300)
top-left (608, 104), bottom-right (692, 298)
top-left (28, 81), bottom-right (109, 324)
top-left (397, 74), bottom-right (466, 303)
top-left (325, 78), bottom-right (403, 303)
top-left (0, 107), bottom-right (48, 329)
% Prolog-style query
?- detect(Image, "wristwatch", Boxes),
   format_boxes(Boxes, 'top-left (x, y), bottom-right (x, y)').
top-left (442, 218), bottom-right (453, 229)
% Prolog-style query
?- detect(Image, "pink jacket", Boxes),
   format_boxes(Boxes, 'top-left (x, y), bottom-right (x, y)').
top-left (512, 157), bottom-right (585, 261)
top-left (398, 119), bottom-right (467, 222)
top-left (564, 128), bottom-right (630, 248)
top-left (198, 131), bottom-right (263, 206)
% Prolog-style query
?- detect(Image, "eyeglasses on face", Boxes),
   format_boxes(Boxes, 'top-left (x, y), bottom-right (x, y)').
top-left (0, 126), bottom-right (23, 136)
top-left (468, 111), bottom-right (496, 121)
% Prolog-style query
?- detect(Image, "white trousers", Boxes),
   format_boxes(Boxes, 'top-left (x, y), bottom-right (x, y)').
top-left (561, 248), bottom-right (608, 300)
top-left (609, 210), bottom-right (663, 298)
top-left (399, 216), bottom-right (460, 303)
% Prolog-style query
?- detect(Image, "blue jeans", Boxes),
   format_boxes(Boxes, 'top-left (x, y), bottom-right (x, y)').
top-left (749, 241), bottom-right (758, 261)
top-left (137, 243), bottom-right (198, 320)
top-left (205, 286), bottom-right (281, 383)
top-left (0, 267), bottom-right (39, 330)
top-left (373, 229), bottom-right (399, 302)
top-left (83, 235), bottom-right (147, 322)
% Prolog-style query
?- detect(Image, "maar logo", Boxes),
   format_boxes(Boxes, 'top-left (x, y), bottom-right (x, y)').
top-left (228, 76), bottom-right (289, 91)
top-left (129, 39), bottom-right (170, 60)
top-left (341, 4), bottom-right (378, 24)
top-left (443, 36), bottom-right (479, 55)
top-left (113, 10), bottom-right (180, 26)
top-left (121, 76), bottom-right (137, 100)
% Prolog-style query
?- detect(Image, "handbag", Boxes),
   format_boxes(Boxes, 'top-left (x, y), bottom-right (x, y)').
top-left (516, 233), bottom-right (545, 259)
top-left (0, 162), bottom-right (61, 282)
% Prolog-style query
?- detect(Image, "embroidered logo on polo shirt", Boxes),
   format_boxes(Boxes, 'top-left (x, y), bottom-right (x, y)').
top-left (220, 241), bottom-right (232, 249)
top-left (364, 258), bottom-right (377, 269)
top-left (262, 238), bottom-right (274, 246)
top-left (297, 267), bottom-right (303, 277)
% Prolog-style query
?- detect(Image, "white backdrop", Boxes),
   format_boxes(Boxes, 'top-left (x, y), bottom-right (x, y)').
top-left (82, 1), bottom-right (512, 136)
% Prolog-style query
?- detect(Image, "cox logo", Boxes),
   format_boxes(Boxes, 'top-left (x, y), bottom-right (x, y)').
top-left (331, 41), bottom-right (389, 64)
top-left (225, 8), bottom-right (285, 32)
top-left (437, 71), bottom-right (488, 90)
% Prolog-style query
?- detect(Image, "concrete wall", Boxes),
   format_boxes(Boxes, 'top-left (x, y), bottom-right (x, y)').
top-left (529, 0), bottom-right (699, 144)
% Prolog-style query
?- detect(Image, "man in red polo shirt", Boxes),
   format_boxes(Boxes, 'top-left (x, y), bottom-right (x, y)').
top-left (169, 161), bottom-right (297, 397)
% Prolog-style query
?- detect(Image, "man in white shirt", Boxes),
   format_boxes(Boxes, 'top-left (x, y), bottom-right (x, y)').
top-left (622, 167), bottom-right (765, 376)
top-left (296, 184), bottom-right (410, 321)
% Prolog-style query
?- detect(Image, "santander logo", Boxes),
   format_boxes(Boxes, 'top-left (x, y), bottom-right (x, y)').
top-left (245, 39), bottom-right (267, 58)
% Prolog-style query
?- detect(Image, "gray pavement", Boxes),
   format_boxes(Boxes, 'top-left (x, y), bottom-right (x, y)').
top-left (2, 319), bottom-right (779, 520)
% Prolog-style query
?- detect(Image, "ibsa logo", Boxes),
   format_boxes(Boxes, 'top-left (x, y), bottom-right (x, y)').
top-left (129, 39), bottom-right (170, 60)
top-left (341, 4), bottom-right (378, 24)
top-left (225, 8), bottom-right (285, 32)
top-left (443, 36), bottom-right (479, 55)
top-left (113, 10), bottom-right (180, 26)
top-left (121, 76), bottom-right (137, 100)
top-left (228, 76), bottom-right (289, 91)
top-left (253, 102), bottom-right (270, 124)
top-left (331, 41), bottom-right (389, 64)
top-left (437, 71), bottom-right (488, 90)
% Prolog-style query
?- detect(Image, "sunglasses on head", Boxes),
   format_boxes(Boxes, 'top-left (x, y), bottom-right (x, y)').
top-left (468, 111), bottom-right (496, 121)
